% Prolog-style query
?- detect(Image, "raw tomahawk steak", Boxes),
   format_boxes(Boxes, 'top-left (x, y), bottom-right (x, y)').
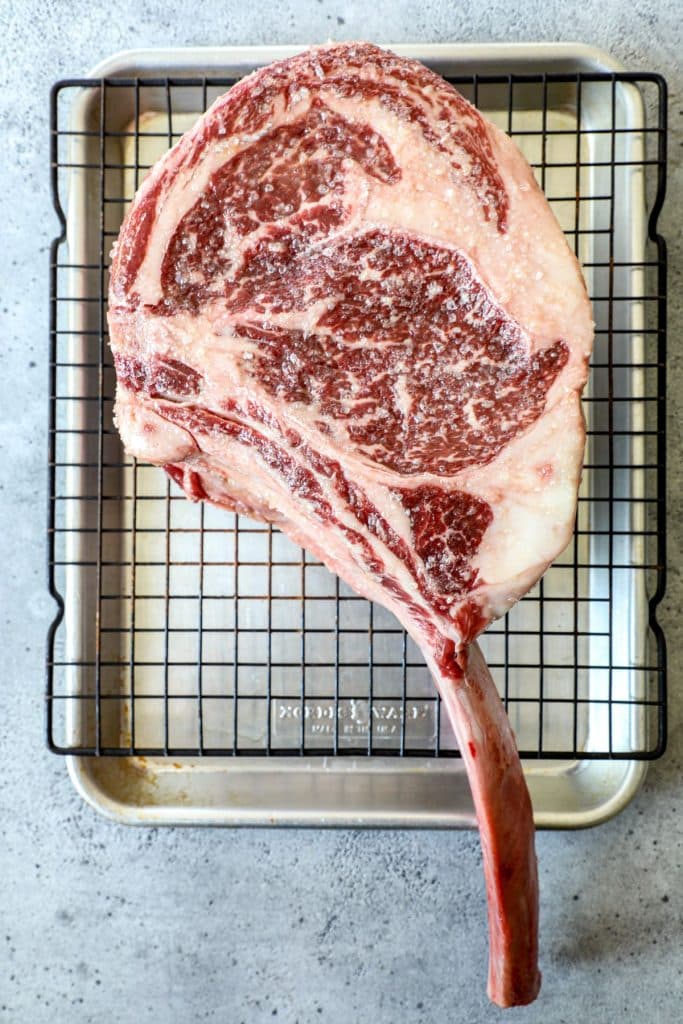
top-left (109, 43), bottom-right (593, 1007)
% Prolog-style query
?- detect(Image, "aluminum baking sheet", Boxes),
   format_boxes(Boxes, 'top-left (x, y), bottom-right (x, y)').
top-left (53, 42), bottom-right (661, 827)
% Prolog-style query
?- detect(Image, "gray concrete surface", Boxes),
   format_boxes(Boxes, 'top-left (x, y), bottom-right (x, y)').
top-left (1, 1), bottom-right (681, 1021)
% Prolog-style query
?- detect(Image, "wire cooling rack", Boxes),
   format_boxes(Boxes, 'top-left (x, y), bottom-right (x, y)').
top-left (47, 70), bottom-right (667, 760)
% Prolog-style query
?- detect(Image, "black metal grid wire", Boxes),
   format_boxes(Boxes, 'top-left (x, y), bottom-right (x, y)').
top-left (47, 70), bottom-right (668, 760)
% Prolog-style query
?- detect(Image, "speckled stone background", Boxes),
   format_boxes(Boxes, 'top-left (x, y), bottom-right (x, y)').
top-left (1, 1), bottom-right (681, 1021)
